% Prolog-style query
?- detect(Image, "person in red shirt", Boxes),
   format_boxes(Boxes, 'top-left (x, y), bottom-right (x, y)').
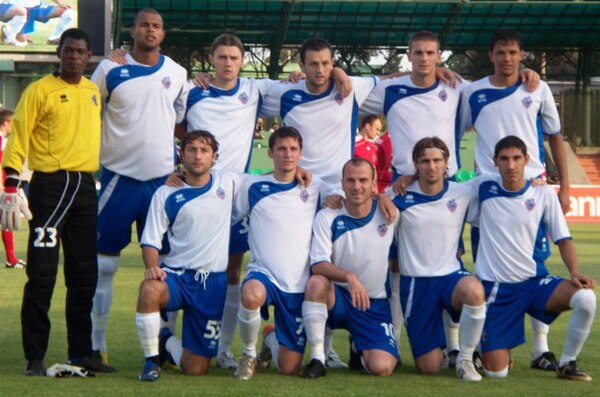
top-left (375, 131), bottom-right (393, 193)
top-left (354, 115), bottom-right (382, 189)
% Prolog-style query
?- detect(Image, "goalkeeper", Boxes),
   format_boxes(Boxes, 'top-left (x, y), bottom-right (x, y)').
top-left (0, 28), bottom-right (113, 376)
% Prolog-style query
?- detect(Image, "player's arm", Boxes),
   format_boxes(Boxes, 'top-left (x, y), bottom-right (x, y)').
top-left (141, 246), bottom-right (166, 281)
top-left (312, 261), bottom-right (370, 311)
top-left (331, 67), bottom-right (353, 98)
top-left (548, 134), bottom-right (570, 213)
top-left (139, 192), bottom-right (170, 281)
top-left (557, 239), bottom-right (595, 289)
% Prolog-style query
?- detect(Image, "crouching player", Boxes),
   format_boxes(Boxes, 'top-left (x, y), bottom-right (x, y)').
top-left (302, 158), bottom-right (399, 378)
top-left (473, 136), bottom-right (596, 381)
top-left (134, 131), bottom-right (241, 381)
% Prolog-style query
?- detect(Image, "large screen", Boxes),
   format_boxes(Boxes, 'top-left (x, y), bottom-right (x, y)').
top-left (0, 0), bottom-right (108, 56)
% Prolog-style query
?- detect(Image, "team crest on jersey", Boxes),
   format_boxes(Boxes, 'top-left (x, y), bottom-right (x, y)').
top-left (525, 198), bottom-right (536, 211)
top-left (162, 77), bottom-right (172, 89)
top-left (377, 223), bottom-right (388, 237)
top-left (438, 89), bottom-right (448, 102)
top-left (238, 92), bottom-right (249, 104)
top-left (522, 96), bottom-right (533, 109)
top-left (91, 94), bottom-right (98, 106)
top-left (119, 68), bottom-right (130, 78)
top-left (216, 187), bottom-right (226, 200)
top-left (447, 198), bottom-right (457, 212)
top-left (477, 93), bottom-right (487, 104)
top-left (300, 190), bottom-right (310, 202)
top-left (334, 92), bottom-right (343, 105)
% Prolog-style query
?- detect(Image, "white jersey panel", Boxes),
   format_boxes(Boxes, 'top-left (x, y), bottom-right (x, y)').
top-left (392, 180), bottom-right (476, 277)
top-left (141, 171), bottom-right (243, 273)
top-left (184, 78), bottom-right (278, 172)
top-left (92, 54), bottom-right (188, 181)
top-left (459, 78), bottom-right (561, 179)
top-left (261, 76), bottom-right (377, 195)
top-left (362, 76), bottom-right (464, 176)
top-left (475, 177), bottom-right (571, 283)
top-left (310, 201), bottom-right (399, 299)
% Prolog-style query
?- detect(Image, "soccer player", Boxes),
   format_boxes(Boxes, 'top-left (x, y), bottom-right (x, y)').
top-left (459, 28), bottom-right (570, 370)
top-left (233, 127), bottom-right (326, 381)
top-left (135, 130), bottom-right (241, 382)
top-left (13, 1), bottom-right (75, 45)
top-left (353, 115), bottom-right (382, 180)
top-left (375, 130), bottom-right (393, 193)
top-left (90, 8), bottom-right (188, 365)
top-left (0, 1), bottom-right (26, 47)
top-left (392, 137), bottom-right (486, 381)
top-left (0, 28), bottom-right (114, 375)
top-left (472, 136), bottom-right (596, 381)
top-left (302, 158), bottom-right (399, 378)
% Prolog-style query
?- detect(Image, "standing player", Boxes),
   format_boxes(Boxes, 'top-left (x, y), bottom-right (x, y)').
top-left (0, 28), bottom-right (113, 375)
top-left (460, 28), bottom-right (570, 370)
top-left (354, 115), bottom-right (382, 173)
top-left (472, 136), bottom-right (595, 381)
top-left (233, 127), bottom-right (326, 380)
top-left (0, 1), bottom-right (26, 47)
top-left (392, 138), bottom-right (486, 381)
top-left (302, 158), bottom-right (399, 378)
top-left (90, 8), bottom-right (188, 365)
top-left (135, 131), bottom-right (240, 382)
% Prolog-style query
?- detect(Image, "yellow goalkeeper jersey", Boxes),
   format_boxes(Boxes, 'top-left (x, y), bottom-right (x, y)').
top-left (2, 72), bottom-right (101, 173)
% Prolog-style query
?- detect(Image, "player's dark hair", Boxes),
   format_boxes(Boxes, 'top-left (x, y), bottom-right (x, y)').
top-left (412, 137), bottom-right (450, 164)
top-left (360, 115), bottom-right (380, 130)
top-left (490, 28), bottom-right (522, 51)
top-left (133, 8), bottom-right (162, 27)
top-left (269, 126), bottom-right (303, 150)
top-left (300, 37), bottom-right (333, 63)
top-left (409, 31), bottom-right (440, 51)
top-left (59, 28), bottom-right (90, 51)
top-left (182, 130), bottom-right (219, 153)
top-left (210, 33), bottom-right (245, 57)
top-left (343, 158), bottom-right (375, 180)
top-left (0, 108), bottom-right (14, 125)
top-left (494, 135), bottom-right (527, 158)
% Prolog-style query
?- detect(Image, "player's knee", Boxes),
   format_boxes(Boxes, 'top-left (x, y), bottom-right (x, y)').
top-left (97, 255), bottom-right (119, 279)
top-left (415, 358), bottom-right (442, 375)
top-left (457, 277), bottom-right (485, 306)
top-left (240, 282), bottom-right (265, 309)
top-left (180, 362), bottom-right (209, 376)
top-left (570, 288), bottom-right (596, 315)
top-left (138, 280), bottom-right (164, 301)
top-left (277, 360), bottom-right (301, 376)
top-left (304, 275), bottom-right (330, 300)
top-left (364, 358), bottom-right (395, 376)
top-left (60, 8), bottom-right (76, 22)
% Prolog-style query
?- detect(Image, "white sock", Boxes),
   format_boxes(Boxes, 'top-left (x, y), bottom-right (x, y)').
top-left (264, 331), bottom-right (280, 370)
top-left (443, 310), bottom-right (460, 352)
top-left (457, 304), bottom-right (486, 363)
top-left (302, 301), bottom-right (328, 363)
top-left (92, 254), bottom-right (119, 351)
top-left (218, 284), bottom-right (240, 355)
top-left (238, 305), bottom-right (261, 358)
top-left (484, 366), bottom-right (509, 378)
top-left (48, 9), bottom-right (75, 41)
top-left (325, 326), bottom-right (335, 353)
top-left (161, 311), bottom-right (179, 334)
top-left (136, 312), bottom-right (160, 358)
top-left (389, 271), bottom-right (403, 352)
top-left (530, 316), bottom-right (550, 358)
top-left (166, 335), bottom-right (183, 367)
top-left (4, 14), bottom-right (26, 42)
top-left (560, 289), bottom-right (596, 367)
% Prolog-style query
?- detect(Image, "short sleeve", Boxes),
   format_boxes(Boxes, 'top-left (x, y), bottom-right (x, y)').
top-left (309, 210), bottom-right (334, 266)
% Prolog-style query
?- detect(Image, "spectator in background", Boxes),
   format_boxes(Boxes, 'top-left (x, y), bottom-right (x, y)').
top-left (254, 117), bottom-right (265, 140)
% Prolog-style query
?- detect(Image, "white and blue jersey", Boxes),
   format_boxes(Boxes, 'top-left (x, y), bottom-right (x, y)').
top-left (470, 177), bottom-right (571, 283)
top-left (362, 76), bottom-right (465, 177)
top-left (459, 78), bottom-right (561, 179)
top-left (141, 171), bottom-right (243, 273)
top-left (392, 180), bottom-right (477, 277)
top-left (184, 78), bottom-right (279, 172)
top-left (261, 77), bottom-right (377, 195)
top-left (310, 200), bottom-right (399, 299)
top-left (234, 174), bottom-right (325, 293)
top-left (91, 53), bottom-right (188, 181)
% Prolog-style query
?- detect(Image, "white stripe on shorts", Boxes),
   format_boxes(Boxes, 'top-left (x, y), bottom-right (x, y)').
top-left (486, 282), bottom-right (500, 306)
top-left (97, 173), bottom-right (120, 214)
top-left (405, 277), bottom-right (415, 319)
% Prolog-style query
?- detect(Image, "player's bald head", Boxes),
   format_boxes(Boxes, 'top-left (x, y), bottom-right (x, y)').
top-left (133, 8), bottom-right (163, 27)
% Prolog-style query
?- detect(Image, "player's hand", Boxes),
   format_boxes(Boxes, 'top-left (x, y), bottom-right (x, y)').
top-left (294, 166), bottom-right (312, 187)
top-left (558, 187), bottom-right (571, 214)
top-left (520, 68), bottom-right (540, 92)
top-left (144, 266), bottom-right (166, 281)
top-left (285, 71), bottom-right (305, 84)
top-left (530, 177), bottom-right (546, 187)
top-left (323, 194), bottom-right (344, 209)
top-left (108, 48), bottom-right (128, 65)
top-left (435, 67), bottom-right (463, 88)
top-left (0, 187), bottom-right (32, 231)
top-left (570, 273), bottom-right (596, 289)
top-left (332, 67), bottom-right (352, 98)
top-left (392, 175), bottom-right (415, 196)
top-left (346, 273), bottom-right (370, 311)
top-left (375, 193), bottom-right (397, 224)
top-left (166, 172), bottom-right (185, 187)
top-left (193, 72), bottom-right (214, 89)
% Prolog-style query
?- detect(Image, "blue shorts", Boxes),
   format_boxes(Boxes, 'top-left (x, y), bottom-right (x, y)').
top-left (0, 4), bottom-right (17, 21)
top-left (243, 271), bottom-right (305, 353)
top-left (401, 270), bottom-right (470, 358)
top-left (328, 286), bottom-right (399, 358)
top-left (229, 217), bottom-right (249, 255)
top-left (23, 4), bottom-right (56, 34)
top-left (481, 276), bottom-right (562, 352)
top-left (164, 270), bottom-right (228, 358)
top-left (97, 168), bottom-right (168, 254)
